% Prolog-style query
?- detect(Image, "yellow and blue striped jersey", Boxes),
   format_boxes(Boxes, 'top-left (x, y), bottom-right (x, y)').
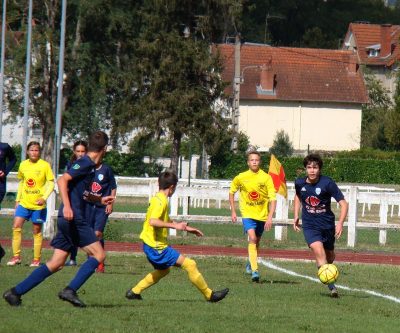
top-left (140, 191), bottom-right (170, 250)
top-left (230, 169), bottom-right (276, 221)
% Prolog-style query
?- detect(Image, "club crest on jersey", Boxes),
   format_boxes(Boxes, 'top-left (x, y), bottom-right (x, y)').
top-left (91, 182), bottom-right (102, 193)
top-left (301, 187), bottom-right (306, 191)
top-left (72, 164), bottom-right (80, 170)
top-left (315, 187), bottom-right (321, 195)
top-left (98, 174), bottom-right (104, 181)
top-left (305, 196), bottom-right (321, 207)
top-left (248, 191), bottom-right (260, 201)
top-left (26, 178), bottom-right (36, 187)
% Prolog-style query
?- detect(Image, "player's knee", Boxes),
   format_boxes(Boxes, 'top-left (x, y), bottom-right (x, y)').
top-left (184, 258), bottom-right (197, 270)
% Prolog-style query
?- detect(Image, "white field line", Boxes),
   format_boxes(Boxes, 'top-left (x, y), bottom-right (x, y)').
top-left (259, 259), bottom-right (400, 305)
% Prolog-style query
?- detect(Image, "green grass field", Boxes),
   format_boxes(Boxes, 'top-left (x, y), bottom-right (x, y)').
top-left (1, 251), bottom-right (399, 333)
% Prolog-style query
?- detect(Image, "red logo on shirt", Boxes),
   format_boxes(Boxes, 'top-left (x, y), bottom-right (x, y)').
top-left (248, 191), bottom-right (260, 201)
top-left (91, 182), bottom-right (102, 193)
top-left (305, 196), bottom-right (321, 207)
top-left (26, 178), bottom-right (36, 187)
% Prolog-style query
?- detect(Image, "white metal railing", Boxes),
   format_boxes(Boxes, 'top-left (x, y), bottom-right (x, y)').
top-left (4, 173), bottom-right (400, 247)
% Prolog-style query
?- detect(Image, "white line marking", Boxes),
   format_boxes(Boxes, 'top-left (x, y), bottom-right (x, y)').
top-left (259, 259), bottom-right (400, 304)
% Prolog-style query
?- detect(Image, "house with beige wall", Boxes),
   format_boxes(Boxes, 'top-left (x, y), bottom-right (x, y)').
top-left (217, 43), bottom-right (369, 152)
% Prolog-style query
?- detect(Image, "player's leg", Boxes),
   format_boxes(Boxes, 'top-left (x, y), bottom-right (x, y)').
top-left (177, 254), bottom-right (229, 302)
top-left (309, 241), bottom-right (328, 267)
top-left (7, 215), bottom-right (25, 266)
top-left (127, 268), bottom-right (170, 300)
top-left (66, 246), bottom-right (78, 266)
top-left (324, 230), bottom-right (339, 298)
top-left (3, 249), bottom-right (68, 306)
top-left (30, 208), bottom-right (47, 266)
top-left (94, 208), bottom-right (107, 272)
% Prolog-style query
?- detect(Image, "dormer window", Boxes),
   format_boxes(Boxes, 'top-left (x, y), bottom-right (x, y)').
top-left (366, 44), bottom-right (380, 57)
top-left (368, 49), bottom-right (379, 57)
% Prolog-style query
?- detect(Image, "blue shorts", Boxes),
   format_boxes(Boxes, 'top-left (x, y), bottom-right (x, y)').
top-left (15, 205), bottom-right (47, 223)
top-left (86, 204), bottom-right (108, 233)
top-left (50, 216), bottom-right (98, 252)
top-left (303, 227), bottom-right (335, 250)
top-left (242, 218), bottom-right (265, 237)
top-left (143, 243), bottom-right (180, 270)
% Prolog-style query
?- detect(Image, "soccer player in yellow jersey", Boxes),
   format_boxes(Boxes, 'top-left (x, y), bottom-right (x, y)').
top-left (126, 171), bottom-right (229, 302)
top-left (229, 150), bottom-right (277, 282)
top-left (7, 142), bottom-right (55, 267)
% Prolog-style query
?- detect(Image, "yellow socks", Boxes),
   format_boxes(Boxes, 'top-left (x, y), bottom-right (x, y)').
top-left (12, 227), bottom-right (22, 257)
top-left (248, 243), bottom-right (258, 271)
top-left (181, 258), bottom-right (212, 300)
top-left (33, 232), bottom-right (43, 261)
top-left (132, 269), bottom-right (170, 294)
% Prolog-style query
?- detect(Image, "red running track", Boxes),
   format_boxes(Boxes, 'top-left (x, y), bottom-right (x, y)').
top-left (1, 239), bottom-right (400, 265)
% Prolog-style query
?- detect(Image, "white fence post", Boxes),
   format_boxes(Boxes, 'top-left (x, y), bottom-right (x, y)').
top-left (43, 191), bottom-right (56, 239)
top-left (169, 195), bottom-right (179, 236)
top-left (379, 194), bottom-right (388, 245)
top-left (347, 186), bottom-right (358, 247)
top-left (274, 195), bottom-right (288, 241)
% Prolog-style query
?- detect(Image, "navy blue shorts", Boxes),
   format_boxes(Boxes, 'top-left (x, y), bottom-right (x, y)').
top-left (242, 218), bottom-right (265, 237)
top-left (303, 227), bottom-right (335, 250)
top-left (143, 243), bottom-right (180, 270)
top-left (50, 216), bottom-right (98, 252)
top-left (86, 204), bottom-right (108, 233)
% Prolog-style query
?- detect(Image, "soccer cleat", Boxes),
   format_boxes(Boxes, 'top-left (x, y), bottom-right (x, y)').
top-left (251, 270), bottom-right (260, 283)
top-left (65, 260), bottom-right (77, 266)
top-left (245, 261), bottom-right (252, 275)
top-left (7, 256), bottom-right (21, 266)
top-left (58, 287), bottom-right (86, 307)
top-left (96, 262), bottom-right (105, 273)
top-left (208, 288), bottom-right (229, 303)
top-left (330, 287), bottom-right (339, 298)
top-left (3, 288), bottom-right (22, 306)
top-left (125, 289), bottom-right (143, 300)
top-left (0, 246), bottom-right (5, 263)
top-left (29, 259), bottom-right (41, 267)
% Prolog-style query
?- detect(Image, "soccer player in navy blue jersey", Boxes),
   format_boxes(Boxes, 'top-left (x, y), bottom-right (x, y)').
top-left (85, 162), bottom-right (117, 272)
top-left (3, 131), bottom-right (115, 307)
top-left (293, 154), bottom-right (348, 298)
top-left (0, 142), bottom-right (16, 263)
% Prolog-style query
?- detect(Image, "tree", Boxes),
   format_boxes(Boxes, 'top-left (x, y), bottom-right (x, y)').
top-left (385, 73), bottom-right (400, 149)
top-left (269, 129), bottom-right (293, 158)
top-left (361, 72), bottom-right (392, 149)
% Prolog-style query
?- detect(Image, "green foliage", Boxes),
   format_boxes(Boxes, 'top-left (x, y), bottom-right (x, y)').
top-left (269, 130), bottom-right (294, 158)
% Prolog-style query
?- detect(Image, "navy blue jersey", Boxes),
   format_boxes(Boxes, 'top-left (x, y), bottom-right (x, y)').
top-left (88, 164), bottom-right (116, 207)
top-left (0, 142), bottom-right (16, 177)
top-left (295, 175), bottom-right (344, 229)
top-left (58, 155), bottom-right (96, 219)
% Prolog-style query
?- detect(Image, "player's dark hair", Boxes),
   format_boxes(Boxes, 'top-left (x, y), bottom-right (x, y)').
top-left (303, 153), bottom-right (323, 169)
top-left (88, 131), bottom-right (109, 152)
top-left (71, 140), bottom-right (88, 162)
top-left (158, 171), bottom-right (178, 190)
top-left (27, 141), bottom-right (41, 151)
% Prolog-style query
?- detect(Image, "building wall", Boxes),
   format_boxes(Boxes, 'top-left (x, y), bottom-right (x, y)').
top-left (239, 100), bottom-right (361, 151)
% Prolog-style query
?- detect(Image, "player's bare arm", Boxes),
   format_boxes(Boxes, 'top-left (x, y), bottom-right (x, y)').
top-left (229, 193), bottom-right (237, 223)
top-left (293, 195), bottom-right (301, 232)
top-left (57, 173), bottom-right (73, 220)
top-left (335, 199), bottom-right (348, 238)
top-left (265, 199), bottom-right (277, 231)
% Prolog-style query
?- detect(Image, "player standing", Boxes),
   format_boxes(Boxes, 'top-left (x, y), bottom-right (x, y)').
top-left (3, 131), bottom-right (114, 307)
top-left (229, 149), bottom-right (276, 282)
top-left (126, 171), bottom-right (229, 302)
top-left (7, 142), bottom-right (54, 267)
top-left (85, 162), bottom-right (117, 272)
top-left (293, 154), bottom-right (348, 297)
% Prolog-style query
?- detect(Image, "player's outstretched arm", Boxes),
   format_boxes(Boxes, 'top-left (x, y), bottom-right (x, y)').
top-left (186, 225), bottom-right (204, 237)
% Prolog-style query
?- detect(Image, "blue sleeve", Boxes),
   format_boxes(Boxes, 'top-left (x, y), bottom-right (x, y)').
top-left (5, 145), bottom-right (17, 175)
top-left (327, 179), bottom-right (344, 202)
top-left (67, 159), bottom-right (92, 179)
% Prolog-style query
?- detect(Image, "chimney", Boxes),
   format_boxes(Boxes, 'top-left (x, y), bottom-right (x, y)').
top-left (380, 24), bottom-right (392, 57)
top-left (259, 57), bottom-right (274, 91)
top-left (347, 54), bottom-right (357, 74)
